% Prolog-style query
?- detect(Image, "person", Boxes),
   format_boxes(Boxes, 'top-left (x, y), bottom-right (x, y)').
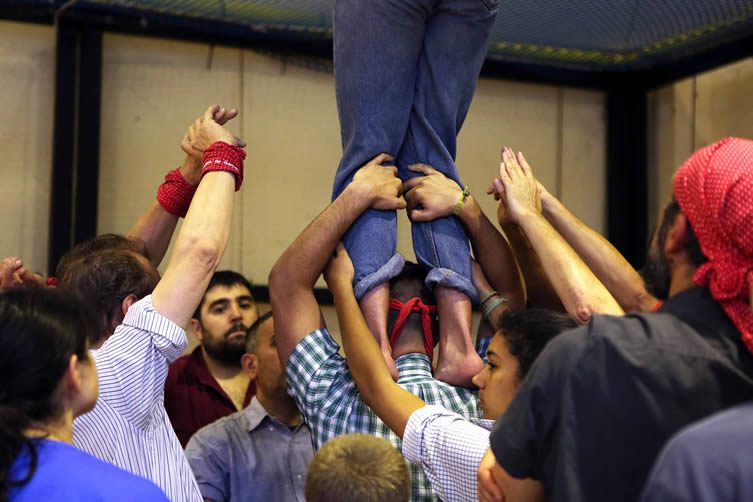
top-left (324, 242), bottom-right (575, 502)
top-left (331, 0), bottom-right (503, 386)
top-left (185, 312), bottom-right (313, 502)
top-left (305, 434), bottom-right (411, 502)
top-left (640, 401), bottom-right (753, 502)
top-left (477, 137), bottom-right (753, 502)
top-left (0, 289), bottom-right (167, 501)
top-left (269, 156), bottom-right (485, 501)
top-left (60, 106), bottom-right (247, 502)
top-left (166, 270), bottom-right (258, 447)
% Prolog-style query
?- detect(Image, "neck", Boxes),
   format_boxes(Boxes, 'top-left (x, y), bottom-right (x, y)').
top-left (668, 262), bottom-right (698, 298)
top-left (256, 388), bottom-right (302, 427)
top-left (26, 410), bottom-right (75, 444)
top-left (202, 347), bottom-right (244, 379)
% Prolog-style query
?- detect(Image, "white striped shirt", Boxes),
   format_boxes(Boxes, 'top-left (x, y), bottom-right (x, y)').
top-left (73, 295), bottom-right (202, 502)
top-left (403, 405), bottom-right (495, 502)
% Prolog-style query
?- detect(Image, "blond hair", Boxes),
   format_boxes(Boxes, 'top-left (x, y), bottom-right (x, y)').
top-left (305, 434), bottom-right (411, 502)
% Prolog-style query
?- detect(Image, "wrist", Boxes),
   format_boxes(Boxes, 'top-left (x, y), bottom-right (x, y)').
top-left (178, 156), bottom-right (201, 186)
top-left (329, 278), bottom-right (355, 297)
top-left (539, 191), bottom-right (560, 218)
top-left (457, 195), bottom-right (481, 222)
top-left (342, 182), bottom-right (374, 210)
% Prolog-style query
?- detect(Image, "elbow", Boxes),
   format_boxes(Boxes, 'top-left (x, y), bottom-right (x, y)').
top-left (268, 260), bottom-right (293, 305)
top-left (572, 302), bottom-right (596, 325)
top-left (178, 236), bottom-right (222, 274)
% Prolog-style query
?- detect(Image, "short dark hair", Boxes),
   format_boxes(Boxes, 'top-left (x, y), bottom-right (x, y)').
top-left (246, 311), bottom-right (273, 354)
top-left (387, 262), bottom-right (438, 337)
top-left (497, 308), bottom-right (577, 379)
top-left (56, 235), bottom-right (158, 344)
top-left (0, 289), bottom-right (98, 500)
top-left (305, 434), bottom-right (411, 502)
top-left (193, 270), bottom-right (254, 321)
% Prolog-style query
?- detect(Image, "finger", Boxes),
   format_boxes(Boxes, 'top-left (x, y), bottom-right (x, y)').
top-left (213, 107), bottom-right (226, 123)
top-left (479, 471), bottom-right (504, 502)
top-left (203, 105), bottom-right (220, 122)
top-left (407, 163), bottom-right (437, 176)
top-left (493, 178), bottom-right (506, 197)
top-left (402, 177), bottom-right (424, 192)
top-left (408, 209), bottom-right (433, 222)
top-left (369, 153), bottom-right (394, 165)
top-left (0, 257), bottom-right (22, 286)
top-left (393, 197), bottom-right (407, 210)
top-left (517, 151), bottom-right (533, 177)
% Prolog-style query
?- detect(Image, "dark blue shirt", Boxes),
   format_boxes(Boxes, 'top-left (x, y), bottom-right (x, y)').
top-left (641, 401), bottom-right (753, 502)
top-left (10, 439), bottom-right (168, 501)
top-left (490, 287), bottom-right (753, 502)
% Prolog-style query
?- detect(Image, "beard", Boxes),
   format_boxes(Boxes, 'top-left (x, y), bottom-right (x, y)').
top-left (202, 322), bottom-right (248, 365)
top-left (640, 243), bottom-right (671, 301)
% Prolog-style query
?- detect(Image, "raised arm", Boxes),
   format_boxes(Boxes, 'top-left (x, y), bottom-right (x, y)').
top-left (496, 148), bottom-right (623, 322)
top-left (324, 244), bottom-right (425, 438)
top-left (151, 106), bottom-right (245, 327)
top-left (537, 184), bottom-right (658, 312)
top-left (127, 107), bottom-right (243, 268)
top-left (403, 164), bottom-right (525, 310)
top-left (269, 155), bottom-right (406, 367)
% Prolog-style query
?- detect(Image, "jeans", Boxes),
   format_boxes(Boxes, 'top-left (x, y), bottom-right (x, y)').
top-left (332, 0), bottom-right (501, 301)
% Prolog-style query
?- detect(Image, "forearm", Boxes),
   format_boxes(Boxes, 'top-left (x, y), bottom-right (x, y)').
top-left (152, 170), bottom-right (235, 327)
top-left (127, 156), bottom-right (199, 267)
top-left (270, 186), bottom-right (370, 292)
top-left (517, 211), bottom-right (624, 322)
top-left (500, 220), bottom-right (564, 312)
top-left (459, 198), bottom-right (525, 309)
top-left (332, 280), bottom-right (425, 438)
top-left (542, 195), bottom-right (656, 312)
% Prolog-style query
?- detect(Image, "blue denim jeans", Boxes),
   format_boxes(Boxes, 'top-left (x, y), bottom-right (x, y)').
top-left (332, 0), bottom-right (501, 301)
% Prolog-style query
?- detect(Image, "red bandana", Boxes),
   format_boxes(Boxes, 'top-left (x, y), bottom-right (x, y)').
top-left (673, 137), bottom-right (753, 355)
top-left (388, 298), bottom-right (438, 360)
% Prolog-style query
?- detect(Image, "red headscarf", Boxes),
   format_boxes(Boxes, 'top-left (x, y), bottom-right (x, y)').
top-left (673, 137), bottom-right (753, 354)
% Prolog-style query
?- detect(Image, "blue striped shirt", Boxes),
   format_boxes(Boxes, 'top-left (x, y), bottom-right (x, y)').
top-left (73, 295), bottom-right (202, 502)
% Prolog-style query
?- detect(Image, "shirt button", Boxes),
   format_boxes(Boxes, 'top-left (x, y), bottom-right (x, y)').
top-left (297, 475), bottom-right (303, 479)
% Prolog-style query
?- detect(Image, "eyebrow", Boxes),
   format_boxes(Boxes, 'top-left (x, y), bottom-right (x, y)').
top-left (207, 295), bottom-right (254, 310)
top-left (486, 349), bottom-right (499, 360)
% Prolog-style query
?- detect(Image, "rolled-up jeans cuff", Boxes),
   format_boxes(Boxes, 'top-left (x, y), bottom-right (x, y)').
top-left (353, 254), bottom-right (406, 300)
top-left (425, 267), bottom-right (479, 303)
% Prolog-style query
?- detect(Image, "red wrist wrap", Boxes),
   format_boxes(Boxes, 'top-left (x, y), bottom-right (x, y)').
top-left (157, 168), bottom-right (197, 218)
top-left (201, 142), bottom-right (246, 191)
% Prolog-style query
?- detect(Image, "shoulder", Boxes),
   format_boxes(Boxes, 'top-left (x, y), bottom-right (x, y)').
top-left (187, 411), bottom-right (243, 451)
top-left (34, 442), bottom-right (168, 500)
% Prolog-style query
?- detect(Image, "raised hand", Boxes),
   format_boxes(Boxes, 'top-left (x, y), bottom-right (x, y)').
top-left (403, 163), bottom-right (464, 222)
top-left (350, 153), bottom-right (407, 210)
top-left (0, 256), bottom-right (46, 291)
top-left (181, 105), bottom-right (246, 158)
top-left (494, 147), bottom-right (541, 224)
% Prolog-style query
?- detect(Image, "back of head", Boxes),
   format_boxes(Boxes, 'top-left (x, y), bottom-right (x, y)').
top-left (194, 270), bottom-right (254, 321)
top-left (388, 262), bottom-right (438, 336)
top-left (0, 289), bottom-right (97, 499)
top-left (305, 434), bottom-right (410, 502)
top-left (56, 234), bottom-right (158, 344)
top-left (498, 308), bottom-right (577, 379)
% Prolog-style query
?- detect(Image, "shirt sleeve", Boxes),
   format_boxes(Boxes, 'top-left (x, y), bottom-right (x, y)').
top-left (185, 430), bottom-right (229, 502)
top-left (489, 325), bottom-right (591, 479)
top-left (403, 405), bottom-right (491, 502)
top-left (93, 295), bottom-right (187, 429)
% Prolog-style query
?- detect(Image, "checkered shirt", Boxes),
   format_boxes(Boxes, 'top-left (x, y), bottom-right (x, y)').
top-left (403, 405), bottom-right (495, 502)
top-left (287, 329), bottom-right (483, 502)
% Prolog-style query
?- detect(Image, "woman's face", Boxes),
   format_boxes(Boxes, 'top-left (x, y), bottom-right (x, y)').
top-left (472, 334), bottom-right (521, 420)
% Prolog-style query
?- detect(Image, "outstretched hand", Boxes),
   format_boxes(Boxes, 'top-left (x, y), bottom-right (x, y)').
top-left (493, 147), bottom-right (542, 224)
top-left (0, 256), bottom-right (46, 291)
top-left (350, 153), bottom-right (407, 211)
top-left (403, 163), bottom-right (464, 222)
top-left (323, 243), bottom-right (355, 291)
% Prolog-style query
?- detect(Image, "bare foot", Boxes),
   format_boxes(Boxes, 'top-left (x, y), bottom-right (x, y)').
top-left (434, 349), bottom-right (485, 388)
top-left (360, 282), bottom-right (398, 380)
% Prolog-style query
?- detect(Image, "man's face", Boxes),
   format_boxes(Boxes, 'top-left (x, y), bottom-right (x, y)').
top-left (640, 201), bottom-right (677, 300)
top-left (471, 334), bottom-right (521, 420)
top-left (245, 318), bottom-right (287, 397)
top-left (194, 284), bottom-right (258, 365)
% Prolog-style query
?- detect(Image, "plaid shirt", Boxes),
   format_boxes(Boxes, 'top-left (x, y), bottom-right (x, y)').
top-left (287, 329), bottom-right (482, 502)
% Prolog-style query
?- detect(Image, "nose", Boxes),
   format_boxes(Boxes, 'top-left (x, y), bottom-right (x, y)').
top-left (229, 302), bottom-right (242, 321)
top-left (472, 366), bottom-right (487, 389)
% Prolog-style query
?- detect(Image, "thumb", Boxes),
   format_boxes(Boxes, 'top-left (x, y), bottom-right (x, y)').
top-left (394, 197), bottom-right (408, 210)
top-left (408, 208), bottom-right (432, 222)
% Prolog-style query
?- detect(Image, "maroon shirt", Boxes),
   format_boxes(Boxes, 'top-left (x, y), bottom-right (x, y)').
top-left (165, 347), bottom-right (256, 447)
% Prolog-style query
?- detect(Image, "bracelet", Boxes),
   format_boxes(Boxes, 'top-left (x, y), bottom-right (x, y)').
top-left (201, 141), bottom-right (247, 191)
top-left (157, 167), bottom-right (197, 218)
top-left (482, 295), bottom-right (508, 321)
top-left (480, 290), bottom-right (497, 305)
top-left (453, 185), bottom-right (471, 216)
